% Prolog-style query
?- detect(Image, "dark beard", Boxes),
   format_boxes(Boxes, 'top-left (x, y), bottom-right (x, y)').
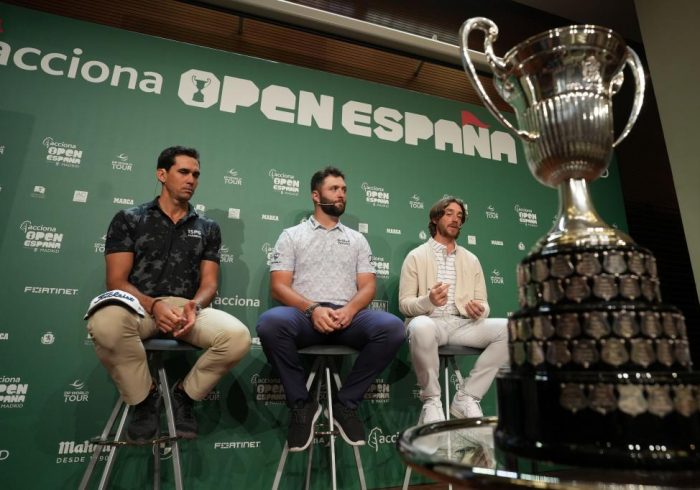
top-left (319, 196), bottom-right (345, 217)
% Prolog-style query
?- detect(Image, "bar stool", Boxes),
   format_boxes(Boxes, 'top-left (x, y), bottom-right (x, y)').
top-left (79, 338), bottom-right (200, 490)
top-left (402, 345), bottom-right (484, 490)
top-left (272, 345), bottom-right (367, 490)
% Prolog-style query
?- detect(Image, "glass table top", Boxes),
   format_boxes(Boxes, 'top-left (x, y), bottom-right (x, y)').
top-left (398, 417), bottom-right (700, 489)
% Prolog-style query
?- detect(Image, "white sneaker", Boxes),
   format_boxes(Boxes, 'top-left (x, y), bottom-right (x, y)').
top-left (450, 391), bottom-right (483, 419)
top-left (418, 398), bottom-right (445, 425)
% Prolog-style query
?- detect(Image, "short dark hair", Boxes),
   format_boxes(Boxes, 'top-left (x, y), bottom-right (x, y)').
top-left (428, 197), bottom-right (467, 237)
top-left (310, 166), bottom-right (345, 192)
top-left (157, 146), bottom-right (200, 170)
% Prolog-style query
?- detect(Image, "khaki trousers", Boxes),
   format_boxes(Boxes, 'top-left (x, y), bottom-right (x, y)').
top-left (87, 297), bottom-right (251, 405)
top-left (407, 314), bottom-right (508, 401)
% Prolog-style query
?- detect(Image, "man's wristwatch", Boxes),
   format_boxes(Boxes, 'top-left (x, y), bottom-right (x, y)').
top-left (195, 302), bottom-right (203, 315)
top-left (304, 302), bottom-right (320, 318)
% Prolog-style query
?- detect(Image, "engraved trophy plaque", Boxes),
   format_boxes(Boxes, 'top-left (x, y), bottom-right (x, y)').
top-left (460, 17), bottom-right (700, 469)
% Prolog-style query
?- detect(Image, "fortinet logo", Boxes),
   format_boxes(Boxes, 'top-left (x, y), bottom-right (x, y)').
top-left (24, 286), bottom-right (78, 295)
top-left (213, 441), bottom-right (261, 449)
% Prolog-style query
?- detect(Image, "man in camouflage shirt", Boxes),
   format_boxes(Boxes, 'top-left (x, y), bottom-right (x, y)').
top-left (87, 146), bottom-right (251, 443)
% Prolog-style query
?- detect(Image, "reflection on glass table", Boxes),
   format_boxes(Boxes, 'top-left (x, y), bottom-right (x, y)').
top-left (398, 417), bottom-right (700, 489)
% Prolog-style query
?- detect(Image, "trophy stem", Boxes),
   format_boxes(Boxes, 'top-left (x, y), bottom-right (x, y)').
top-left (533, 178), bottom-right (634, 255)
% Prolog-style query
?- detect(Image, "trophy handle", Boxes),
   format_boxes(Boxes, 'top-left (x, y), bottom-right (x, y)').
top-left (612, 47), bottom-right (646, 148)
top-left (459, 17), bottom-right (538, 143)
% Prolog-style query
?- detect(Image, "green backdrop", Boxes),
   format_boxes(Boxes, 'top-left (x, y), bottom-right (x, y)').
top-left (0, 4), bottom-right (629, 488)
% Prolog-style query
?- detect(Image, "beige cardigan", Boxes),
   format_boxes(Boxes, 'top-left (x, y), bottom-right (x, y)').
top-left (398, 241), bottom-right (490, 321)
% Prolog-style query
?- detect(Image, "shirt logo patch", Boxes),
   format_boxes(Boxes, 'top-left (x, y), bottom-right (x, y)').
top-left (187, 229), bottom-right (203, 239)
top-left (337, 238), bottom-right (351, 246)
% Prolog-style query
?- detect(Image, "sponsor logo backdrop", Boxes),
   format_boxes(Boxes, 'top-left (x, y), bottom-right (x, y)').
top-left (0, 4), bottom-right (628, 488)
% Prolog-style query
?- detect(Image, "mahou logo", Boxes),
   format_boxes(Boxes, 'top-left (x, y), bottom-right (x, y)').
top-left (20, 220), bottom-right (63, 253)
top-left (43, 137), bottom-right (83, 168)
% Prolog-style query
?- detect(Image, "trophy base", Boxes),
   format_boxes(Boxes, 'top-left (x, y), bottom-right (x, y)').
top-left (495, 370), bottom-right (700, 470)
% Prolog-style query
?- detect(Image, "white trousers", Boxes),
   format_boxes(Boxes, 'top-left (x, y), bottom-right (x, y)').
top-left (407, 315), bottom-right (508, 401)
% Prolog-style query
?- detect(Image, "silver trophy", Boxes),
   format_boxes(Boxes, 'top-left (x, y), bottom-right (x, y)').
top-left (460, 18), bottom-right (700, 470)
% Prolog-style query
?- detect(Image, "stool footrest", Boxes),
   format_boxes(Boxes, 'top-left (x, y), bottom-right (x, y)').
top-left (90, 435), bottom-right (181, 447)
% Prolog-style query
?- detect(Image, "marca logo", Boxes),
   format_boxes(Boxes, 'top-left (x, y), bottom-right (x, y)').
top-left (94, 235), bottom-right (106, 253)
top-left (19, 220), bottom-right (63, 253)
top-left (224, 169), bottom-right (243, 185)
top-left (213, 295), bottom-right (260, 308)
top-left (490, 239), bottom-right (504, 247)
top-left (113, 197), bottom-right (134, 205)
top-left (228, 208), bottom-right (240, 219)
top-left (220, 245), bottom-right (234, 263)
top-left (111, 153), bottom-right (133, 171)
top-left (358, 223), bottom-right (368, 234)
top-left (490, 269), bottom-right (504, 285)
top-left (367, 427), bottom-right (399, 452)
top-left (364, 378), bottom-right (390, 404)
top-left (64, 379), bottom-right (89, 403)
top-left (24, 286), bottom-right (79, 295)
top-left (214, 441), bottom-right (262, 449)
top-left (268, 169), bottom-right (300, 196)
top-left (175, 71), bottom-right (516, 163)
top-left (361, 182), bottom-right (389, 207)
top-left (514, 204), bottom-right (538, 227)
top-left (261, 214), bottom-right (279, 221)
top-left (409, 194), bottom-right (424, 209)
top-left (42, 137), bottom-right (83, 168)
top-left (386, 228), bottom-right (401, 235)
top-left (485, 205), bottom-right (499, 220)
top-left (31, 185), bottom-right (46, 198)
top-left (250, 373), bottom-right (285, 405)
top-left (370, 256), bottom-right (390, 278)
top-left (0, 376), bottom-right (28, 408)
top-left (73, 190), bottom-right (88, 203)
top-left (41, 331), bottom-right (55, 345)
top-left (369, 300), bottom-right (388, 312)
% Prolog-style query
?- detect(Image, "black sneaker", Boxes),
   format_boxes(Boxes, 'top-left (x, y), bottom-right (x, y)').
top-left (171, 382), bottom-right (198, 440)
top-left (127, 388), bottom-right (161, 444)
top-left (288, 399), bottom-right (321, 452)
top-left (331, 401), bottom-right (366, 446)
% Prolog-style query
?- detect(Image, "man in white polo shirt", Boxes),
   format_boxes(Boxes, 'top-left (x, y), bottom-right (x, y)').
top-left (399, 197), bottom-right (507, 425)
top-left (256, 166), bottom-right (404, 452)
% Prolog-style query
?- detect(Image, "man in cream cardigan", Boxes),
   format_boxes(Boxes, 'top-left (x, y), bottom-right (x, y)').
top-left (399, 197), bottom-right (507, 425)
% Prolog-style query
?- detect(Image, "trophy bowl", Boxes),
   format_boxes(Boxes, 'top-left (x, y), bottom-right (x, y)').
top-left (460, 17), bottom-right (700, 470)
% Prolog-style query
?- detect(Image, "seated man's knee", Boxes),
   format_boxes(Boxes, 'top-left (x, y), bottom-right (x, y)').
top-left (220, 323), bottom-right (252, 363)
top-left (407, 316), bottom-right (436, 343)
top-left (88, 305), bottom-right (138, 347)
top-left (256, 307), bottom-right (290, 343)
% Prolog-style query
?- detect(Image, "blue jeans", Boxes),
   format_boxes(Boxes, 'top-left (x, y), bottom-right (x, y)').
top-left (256, 306), bottom-right (404, 408)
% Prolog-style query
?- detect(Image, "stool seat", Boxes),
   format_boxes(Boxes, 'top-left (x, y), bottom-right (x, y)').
top-left (298, 345), bottom-right (358, 356)
top-left (80, 338), bottom-right (200, 490)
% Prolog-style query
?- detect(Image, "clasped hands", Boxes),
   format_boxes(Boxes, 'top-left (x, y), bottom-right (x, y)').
top-left (311, 305), bottom-right (356, 334)
top-left (152, 299), bottom-right (197, 337)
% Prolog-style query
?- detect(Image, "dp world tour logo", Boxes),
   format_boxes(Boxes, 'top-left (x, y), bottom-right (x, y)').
top-left (367, 427), bottom-right (399, 452)
top-left (409, 194), bottom-right (424, 209)
top-left (490, 269), bottom-right (504, 285)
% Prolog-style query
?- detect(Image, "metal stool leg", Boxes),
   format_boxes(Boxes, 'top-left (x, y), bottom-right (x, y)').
top-left (79, 396), bottom-right (129, 490)
top-left (158, 361), bottom-right (183, 490)
top-left (329, 361), bottom-right (366, 490)
top-left (325, 362), bottom-right (337, 490)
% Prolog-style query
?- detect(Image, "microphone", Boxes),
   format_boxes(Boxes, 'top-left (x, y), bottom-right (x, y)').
top-left (318, 202), bottom-right (340, 206)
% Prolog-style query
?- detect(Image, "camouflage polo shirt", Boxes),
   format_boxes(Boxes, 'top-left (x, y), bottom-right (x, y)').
top-left (105, 198), bottom-right (221, 299)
